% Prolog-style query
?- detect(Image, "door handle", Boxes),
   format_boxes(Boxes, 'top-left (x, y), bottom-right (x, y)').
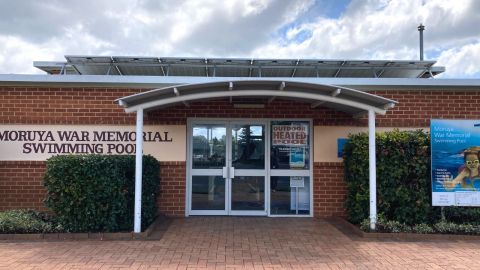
top-left (222, 167), bottom-right (235, 179)
top-left (222, 167), bottom-right (228, 179)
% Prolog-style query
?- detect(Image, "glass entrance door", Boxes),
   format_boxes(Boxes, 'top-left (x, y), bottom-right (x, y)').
top-left (188, 121), bottom-right (267, 216)
top-left (229, 122), bottom-right (266, 215)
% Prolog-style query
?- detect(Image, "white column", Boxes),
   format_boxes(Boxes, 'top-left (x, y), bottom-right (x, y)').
top-left (368, 109), bottom-right (377, 230)
top-left (134, 109), bottom-right (144, 233)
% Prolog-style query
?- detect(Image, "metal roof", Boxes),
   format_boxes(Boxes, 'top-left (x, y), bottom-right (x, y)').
top-left (116, 80), bottom-right (397, 115)
top-left (34, 55), bottom-right (445, 78)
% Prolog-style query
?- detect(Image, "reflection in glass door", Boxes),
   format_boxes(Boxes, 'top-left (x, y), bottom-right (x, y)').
top-left (190, 124), bottom-right (227, 214)
top-left (188, 121), bottom-right (267, 215)
top-left (230, 123), bottom-right (266, 214)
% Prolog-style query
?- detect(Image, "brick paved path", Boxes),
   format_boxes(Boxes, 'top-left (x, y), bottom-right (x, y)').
top-left (1, 217), bottom-right (480, 269)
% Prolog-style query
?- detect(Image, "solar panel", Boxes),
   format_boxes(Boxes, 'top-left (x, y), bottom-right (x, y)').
top-left (33, 55), bottom-right (445, 78)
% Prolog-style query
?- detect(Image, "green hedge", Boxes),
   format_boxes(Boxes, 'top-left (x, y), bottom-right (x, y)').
top-left (344, 130), bottom-right (435, 225)
top-left (359, 215), bottom-right (480, 235)
top-left (44, 155), bottom-right (160, 232)
top-left (0, 209), bottom-right (63, 233)
top-left (344, 129), bottom-right (480, 226)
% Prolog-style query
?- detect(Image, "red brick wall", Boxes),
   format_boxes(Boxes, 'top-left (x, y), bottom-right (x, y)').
top-left (374, 90), bottom-right (480, 127)
top-left (313, 162), bottom-right (346, 217)
top-left (158, 162), bottom-right (186, 216)
top-left (0, 160), bottom-right (184, 217)
top-left (0, 161), bottom-right (47, 211)
top-left (2, 87), bottom-right (479, 126)
top-left (1, 86), bottom-right (480, 217)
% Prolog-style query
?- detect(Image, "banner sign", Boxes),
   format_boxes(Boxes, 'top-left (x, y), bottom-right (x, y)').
top-left (271, 121), bottom-right (310, 170)
top-left (431, 119), bottom-right (480, 206)
top-left (0, 125), bottom-right (186, 161)
top-left (272, 124), bottom-right (308, 146)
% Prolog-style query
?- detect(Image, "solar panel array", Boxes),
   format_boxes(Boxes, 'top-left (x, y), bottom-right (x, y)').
top-left (34, 56), bottom-right (445, 78)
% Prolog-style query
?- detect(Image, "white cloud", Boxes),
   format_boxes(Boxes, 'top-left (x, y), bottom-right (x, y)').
top-left (0, 0), bottom-right (478, 78)
top-left (436, 42), bottom-right (480, 78)
top-left (0, 36), bottom-right (57, 74)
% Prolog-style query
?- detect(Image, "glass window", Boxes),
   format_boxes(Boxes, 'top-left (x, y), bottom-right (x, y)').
top-left (191, 176), bottom-right (225, 210)
top-left (231, 176), bottom-right (265, 211)
top-left (192, 125), bottom-right (226, 169)
top-left (271, 121), bottom-right (310, 170)
top-left (232, 124), bottom-right (265, 169)
top-left (270, 176), bottom-right (310, 215)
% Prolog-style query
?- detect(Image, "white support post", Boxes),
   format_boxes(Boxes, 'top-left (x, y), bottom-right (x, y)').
top-left (134, 109), bottom-right (144, 233)
top-left (368, 109), bottom-right (377, 230)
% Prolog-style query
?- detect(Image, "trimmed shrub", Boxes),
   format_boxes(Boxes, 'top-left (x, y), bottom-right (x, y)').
top-left (344, 129), bottom-right (480, 227)
top-left (360, 214), bottom-right (410, 233)
top-left (0, 209), bottom-right (63, 233)
top-left (434, 221), bottom-right (460, 234)
top-left (360, 217), bottom-right (480, 235)
top-left (412, 223), bottom-right (434, 234)
top-left (44, 155), bottom-right (160, 232)
top-left (344, 129), bottom-right (432, 225)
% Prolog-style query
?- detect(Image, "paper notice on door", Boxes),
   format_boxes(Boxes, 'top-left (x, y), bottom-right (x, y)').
top-left (290, 176), bottom-right (304, 188)
top-left (289, 147), bottom-right (305, 168)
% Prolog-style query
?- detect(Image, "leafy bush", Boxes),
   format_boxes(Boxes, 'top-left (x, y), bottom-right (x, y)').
top-left (457, 224), bottom-right (478, 235)
top-left (434, 221), bottom-right (460, 234)
top-left (0, 209), bottom-right (63, 233)
top-left (360, 214), bottom-right (410, 233)
top-left (412, 223), bottom-right (434, 234)
top-left (443, 207), bottom-right (480, 225)
top-left (360, 216), bottom-right (480, 235)
top-left (344, 129), bottom-right (480, 229)
top-left (44, 155), bottom-right (160, 232)
top-left (344, 129), bottom-right (432, 225)
top-left (384, 220), bottom-right (411, 233)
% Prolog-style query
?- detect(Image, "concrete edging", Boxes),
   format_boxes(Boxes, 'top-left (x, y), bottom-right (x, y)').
top-left (334, 217), bottom-right (480, 240)
top-left (0, 215), bottom-right (162, 241)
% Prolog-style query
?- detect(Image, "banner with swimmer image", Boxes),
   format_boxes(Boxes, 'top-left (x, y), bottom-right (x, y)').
top-left (431, 119), bottom-right (480, 206)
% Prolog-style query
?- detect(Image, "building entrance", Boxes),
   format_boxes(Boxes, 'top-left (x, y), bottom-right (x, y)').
top-left (187, 119), bottom-right (312, 216)
top-left (188, 120), bottom-right (268, 215)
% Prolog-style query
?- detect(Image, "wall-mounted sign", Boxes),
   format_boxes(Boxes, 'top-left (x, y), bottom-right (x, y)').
top-left (0, 125), bottom-right (186, 161)
top-left (431, 119), bottom-right (480, 206)
top-left (337, 138), bottom-right (348, 158)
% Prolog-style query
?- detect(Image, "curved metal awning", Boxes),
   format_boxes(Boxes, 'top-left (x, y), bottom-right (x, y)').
top-left (116, 80), bottom-right (397, 115)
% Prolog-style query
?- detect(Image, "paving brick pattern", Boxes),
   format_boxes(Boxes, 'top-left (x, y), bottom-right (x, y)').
top-left (1, 217), bottom-right (480, 269)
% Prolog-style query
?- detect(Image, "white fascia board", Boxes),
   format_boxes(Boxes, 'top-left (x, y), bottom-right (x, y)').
top-left (1, 74), bottom-right (480, 90)
top-left (123, 89), bottom-right (388, 115)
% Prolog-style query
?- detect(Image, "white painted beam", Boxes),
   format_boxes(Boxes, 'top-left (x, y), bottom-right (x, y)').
top-left (311, 88), bottom-right (342, 108)
top-left (268, 81), bottom-right (286, 104)
top-left (383, 103), bottom-right (395, 110)
top-left (134, 109), bottom-right (144, 233)
top-left (368, 109), bottom-right (377, 230)
top-left (125, 89), bottom-right (387, 115)
top-left (229, 82), bottom-right (233, 103)
top-left (173, 87), bottom-right (190, 107)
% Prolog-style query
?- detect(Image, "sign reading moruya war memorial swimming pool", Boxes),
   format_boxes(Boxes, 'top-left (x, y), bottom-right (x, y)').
top-left (0, 125), bottom-right (186, 161)
top-left (431, 119), bottom-right (480, 206)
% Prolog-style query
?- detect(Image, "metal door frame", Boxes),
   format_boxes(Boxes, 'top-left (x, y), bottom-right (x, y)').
top-left (186, 118), bottom-right (313, 217)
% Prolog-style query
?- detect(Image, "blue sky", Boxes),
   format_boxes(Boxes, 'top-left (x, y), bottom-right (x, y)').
top-left (0, 0), bottom-right (478, 78)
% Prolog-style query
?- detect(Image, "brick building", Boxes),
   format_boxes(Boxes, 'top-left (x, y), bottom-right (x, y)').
top-left (1, 56), bottom-right (479, 231)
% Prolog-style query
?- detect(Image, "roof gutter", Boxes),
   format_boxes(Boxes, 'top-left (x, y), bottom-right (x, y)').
top-left (0, 74), bottom-right (480, 90)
